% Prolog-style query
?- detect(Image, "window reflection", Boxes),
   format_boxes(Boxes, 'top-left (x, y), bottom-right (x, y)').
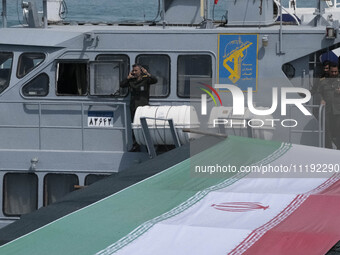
top-left (17, 52), bottom-right (45, 78)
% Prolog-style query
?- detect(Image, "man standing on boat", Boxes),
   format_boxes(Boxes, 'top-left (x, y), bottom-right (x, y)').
top-left (120, 64), bottom-right (158, 120)
top-left (311, 61), bottom-right (330, 117)
top-left (320, 62), bottom-right (340, 149)
top-left (311, 61), bottom-right (329, 96)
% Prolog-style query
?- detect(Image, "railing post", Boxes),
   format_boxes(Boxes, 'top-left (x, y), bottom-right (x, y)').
top-left (43, 0), bottom-right (48, 28)
top-left (217, 118), bottom-right (226, 135)
top-left (38, 102), bottom-right (42, 150)
top-left (2, 0), bottom-right (7, 28)
top-left (318, 104), bottom-right (326, 148)
top-left (246, 118), bottom-right (253, 138)
top-left (140, 117), bottom-right (157, 158)
top-left (168, 119), bottom-right (181, 148)
top-left (124, 103), bottom-right (129, 151)
top-left (81, 103), bottom-right (84, 151)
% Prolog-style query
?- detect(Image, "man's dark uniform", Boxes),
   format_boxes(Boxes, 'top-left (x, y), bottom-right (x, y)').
top-left (311, 76), bottom-right (326, 117)
top-left (120, 75), bottom-right (158, 119)
top-left (319, 76), bottom-right (340, 149)
top-left (311, 77), bottom-right (326, 96)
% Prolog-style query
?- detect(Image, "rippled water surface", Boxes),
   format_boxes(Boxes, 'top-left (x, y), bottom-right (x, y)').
top-left (0, 0), bottom-right (321, 27)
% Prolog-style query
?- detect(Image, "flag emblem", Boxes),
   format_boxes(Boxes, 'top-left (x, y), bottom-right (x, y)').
top-left (211, 202), bottom-right (269, 212)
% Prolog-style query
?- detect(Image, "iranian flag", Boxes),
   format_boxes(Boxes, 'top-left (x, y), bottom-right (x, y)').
top-left (1, 136), bottom-right (340, 255)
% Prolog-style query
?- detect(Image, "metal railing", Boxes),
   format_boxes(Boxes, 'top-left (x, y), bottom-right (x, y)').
top-left (0, 100), bottom-right (129, 151)
top-left (213, 105), bottom-right (325, 148)
top-left (139, 117), bottom-right (181, 158)
top-left (288, 0), bottom-right (339, 9)
top-left (215, 117), bottom-right (253, 138)
top-left (288, 104), bottom-right (325, 148)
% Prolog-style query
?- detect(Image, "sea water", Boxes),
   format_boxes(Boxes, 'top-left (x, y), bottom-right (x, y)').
top-left (0, 0), bottom-right (322, 27)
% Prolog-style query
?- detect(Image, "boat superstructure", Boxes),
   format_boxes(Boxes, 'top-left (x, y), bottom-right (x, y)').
top-left (0, 0), bottom-right (339, 227)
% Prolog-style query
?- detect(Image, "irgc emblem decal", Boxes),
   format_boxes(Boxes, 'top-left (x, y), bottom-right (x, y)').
top-left (218, 34), bottom-right (258, 91)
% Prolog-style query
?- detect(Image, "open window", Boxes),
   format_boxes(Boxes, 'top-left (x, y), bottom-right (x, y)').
top-left (136, 54), bottom-right (170, 97)
top-left (0, 52), bottom-right (13, 94)
top-left (17, 52), bottom-right (45, 78)
top-left (177, 55), bottom-right (212, 98)
top-left (56, 62), bottom-right (88, 96)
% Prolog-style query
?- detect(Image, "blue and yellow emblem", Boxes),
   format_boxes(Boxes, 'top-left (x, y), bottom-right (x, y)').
top-left (218, 34), bottom-right (258, 91)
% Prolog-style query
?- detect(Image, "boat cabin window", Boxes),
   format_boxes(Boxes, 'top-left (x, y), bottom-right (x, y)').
top-left (17, 52), bottom-right (45, 78)
top-left (0, 52), bottom-right (13, 94)
top-left (90, 61), bottom-right (122, 95)
top-left (91, 54), bottom-right (129, 96)
top-left (3, 173), bottom-right (38, 216)
top-left (96, 54), bottom-right (129, 76)
top-left (22, 73), bottom-right (49, 96)
top-left (136, 54), bottom-right (170, 97)
top-left (282, 63), bottom-right (295, 79)
top-left (44, 173), bottom-right (78, 206)
top-left (56, 62), bottom-right (88, 96)
top-left (177, 55), bottom-right (212, 98)
top-left (85, 174), bottom-right (110, 186)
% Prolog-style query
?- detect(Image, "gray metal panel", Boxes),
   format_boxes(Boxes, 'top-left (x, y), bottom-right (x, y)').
top-left (41, 128), bottom-right (83, 150)
top-left (164, 0), bottom-right (203, 24)
top-left (227, 0), bottom-right (275, 26)
top-left (84, 129), bottom-right (126, 151)
top-left (0, 150), bottom-right (149, 172)
top-left (0, 28), bottom-right (83, 47)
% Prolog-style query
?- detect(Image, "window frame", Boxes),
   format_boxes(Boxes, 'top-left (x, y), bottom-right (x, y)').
top-left (93, 54), bottom-right (130, 97)
top-left (22, 72), bottom-right (50, 97)
top-left (176, 54), bottom-right (213, 98)
top-left (135, 54), bottom-right (171, 98)
top-left (89, 60), bottom-right (123, 96)
top-left (3, 173), bottom-right (38, 216)
top-left (43, 173), bottom-right (79, 206)
top-left (16, 52), bottom-right (46, 79)
top-left (55, 60), bottom-right (89, 96)
top-left (85, 174), bottom-right (110, 186)
top-left (0, 51), bottom-right (14, 94)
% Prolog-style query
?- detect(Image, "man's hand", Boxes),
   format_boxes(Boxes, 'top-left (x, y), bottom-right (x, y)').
top-left (127, 71), bottom-right (134, 79)
top-left (141, 67), bottom-right (150, 77)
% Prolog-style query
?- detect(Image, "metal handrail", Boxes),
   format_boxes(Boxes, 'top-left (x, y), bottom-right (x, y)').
top-left (0, 100), bottom-right (128, 151)
top-left (274, 0), bottom-right (300, 25)
top-left (289, 104), bottom-right (325, 147)
top-left (290, 0), bottom-right (338, 9)
top-left (139, 116), bottom-right (182, 158)
top-left (318, 104), bottom-right (326, 147)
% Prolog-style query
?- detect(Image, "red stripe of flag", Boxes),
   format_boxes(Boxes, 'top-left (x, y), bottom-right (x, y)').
top-left (241, 180), bottom-right (340, 255)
